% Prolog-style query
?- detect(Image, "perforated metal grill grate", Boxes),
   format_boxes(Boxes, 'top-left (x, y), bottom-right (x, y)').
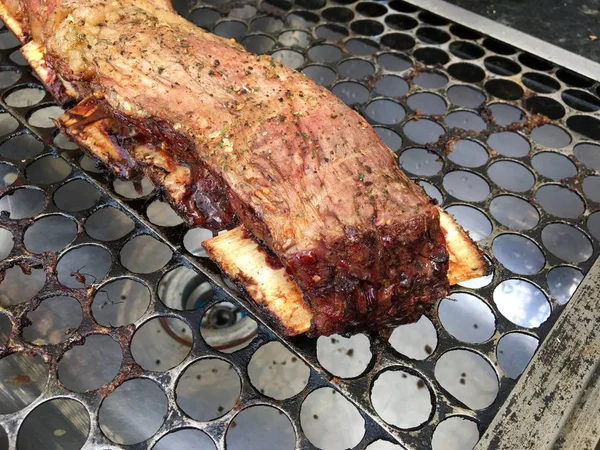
top-left (0, 0), bottom-right (599, 449)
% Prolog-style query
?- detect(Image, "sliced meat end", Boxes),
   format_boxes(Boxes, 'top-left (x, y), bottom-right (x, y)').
top-left (0, 1), bottom-right (29, 43)
top-left (202, 226), bottom-right (313, 336)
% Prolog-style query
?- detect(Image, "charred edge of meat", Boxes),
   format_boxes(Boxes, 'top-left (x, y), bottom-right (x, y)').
top-left (0, 1), bottom-right (28, 42)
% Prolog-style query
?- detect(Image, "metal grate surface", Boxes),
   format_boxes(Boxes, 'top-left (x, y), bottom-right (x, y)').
top-left (0, 0), bottom-right (599, 449)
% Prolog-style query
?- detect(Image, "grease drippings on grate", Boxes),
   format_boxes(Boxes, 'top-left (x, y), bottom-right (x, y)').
top-left (0, 0), bottom-right (599, 449)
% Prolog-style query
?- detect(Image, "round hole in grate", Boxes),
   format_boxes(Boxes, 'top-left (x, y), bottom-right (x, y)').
top-left (449, 23), bottom-right (482, 40)
top-left (566, 115), bottom-right (600, 140)
top-left (375, 75), bottom-right (409, 97)
top-left (447, 85), bottom-right (485, 109)
top-left (57, 245), bottom-right (111, 288)
top-left (458, 256), bottom-right (494, 289)
top-left (80, 154), bottom-right (104, 173)
top-left (261, 0), bottom-right (292, 11)
top-left (444, 205), bottom-right (492, 242)
top-left (0, 426), bottom-right (6, 450)
top-left (547, 266), bottom-right (584, 305)
top-left (531, 123), bottom-right (571, 148)
top-left (532, 151), bottom-right (578, 181)
top-left (25, 155), bottom-right (71, 185)
top-left (23, 296), bottom-right (81, 345)
top-left (229, 4), bottom-right (257, 19)
top-left (389, 315), bottom-right (437, 360)
top-left (372, 369), bottom-right (434, 429)
top-left (201, 301), bottom-right (258, 352)
top-left (85, 206), bottom-right (135, 241)
top-left (431, 416), bottom-right (480, 450)
top-left (483, 56), bottom-right (521, 76)
top-left (147, 200), bottom-right (184, 227)
top-left (419, 11), bottom-right (450, 26)
top-left (113, 176), bottom-right (155, 199)
top-left (286, 10), bottom-right (320, 27)
top-left (0, 353), bottom-right (47, 413)
top-left (0, 69), bottom-right (20, 88)
top-left (250, 16), bottom-right (283, 33)
top-left (490, 195), bottom-right (539, 231)
top-left (243, 34), bottom-right (275, 54)
top-left (381, 32), bottom-right (415, 51)
top-left (535, 185), bottom-right (584, 219)
top-left (447, 139), bottom-right (488, 168)
top-left (228, 406), bottom-right (295, 450)
top-left (154, 429), bottom-right (216, 450)
top-left (574, 143), bottom-right (600, 171)
top-left (317, 333), bottom-right (372, 378)
top-left (407, 92), bottom-right (447, 115)
top-left (322, 6), bottom-right (354, 22)
top-left (356, 2), bottom-right (387, 16)
top-left (366, 440), bottom-right (403, 449)
top-left (183, 227), bottom-right (214, 257)
top-left (158, 266), bottom-right (212, 311)
top-left (54, 178), bottom-right (101, 212)
top-left (302, 64), bottom-right (337, 86)
top-left (487, 131), bottom-right (529, 157)
top-left (414, 71), bottom-right (448, 89)
top-left (189, 7), bottom-right (220, 30)
top-left (278, 30), bottom-right (311, 48)
top-left (120, 235), bottom-right (172, 274)
top-left (0, 187), bottom-right (46, 219)
top-left (301, 387), bottom-right (365, 450)
top-left (28, 105), bottom-right (64, 128)
top-left (488, 160), bottom-right (535, 192)
top-left (338, 58), bottom-right (375, 79)
top-left (10, 50), bottom-right (27, 66)
top-left (419, 180), bottom-right (444, 205)
top-left (492, 234), bottom-right (546, 275)
top-left (525, 96), bottom-right (565, 120)
top-left (17, 398), bottom-right (90, 450)
top-left (93, 278), bottom-right (150, 327)
top-left (414, 47), bottom-right (450, 65)
top-left (556, 68), bottom-right (594, 88)
top-left (24, 214), bottom-right (77, 253)
top-left (332, 81), bottom-right (369, 105)
top-left (375, 127), bottom-right (403, 152)
top-left (497, 332), bottom-right (539, 379)
top-left (176, 358), bottom-right (241, 421)
top-left (483, 38), bottom-right (516, 55)
top-left (488, 103), bottom-right (526, 126)
top-left (131, 317), bottom-right (191, 371)
top-left (435, 349), bottom-right (499, 409)
top-left (0, 265), bottom-right (45, 306)
top-left (365, 99), bottom-right (405, 125)
top-left (99, 378), bottom-right (168, 445)
top-left (403, 119), bottom-right (445, 144)
top-left (399, 148), bottom-right (443, 176)
top-left (385, 13), bottom-right (418, 30)
top-left (589, 212), bottom-right (600, 241)
top-left (518, 53), bottom-right (553, 71)
top-left (377, 52), bottom-right (412, 72)
top-left (583, 175), bottom-right (600, 202)
top-left (5, 87), bottom-right (46, 107)
top-left (439, 293), bottom-right (495, 343)
top-left (445, 110), bottom-right (486, 132)
top-left (58, 334), bottom-right (122, 392)
top-left (485, 79), bottom-right (524, 100)
top-left (248, 341), bottom-right (310, 399)
top-left (298, 0), bottom-right (327, 8)
top-left (272, 49), bottom-right (305, 69)
top-left (494, 279), bottom-right (550, 328)
top-left (351, 19), bottom-right (384, 36)
top-left (542, 223), bottom-right (593, 263)
top-left (447, 62), bottom-right (485, 83)
top-left (389, 0), bottom-right (417, 13)
top-left (0, 312), bottom-right (10, 344)
top-left (213, 20), bottom-right (247, 40)
top-left (0, 227), bottom-right (12, 260)
top-left (562, 89), bottom-right (600, 112)
top-left (449, 41), bottom-right (485, 60)
top-left (0, 162), bottom-right (18, 187)
top-left (443, 170), bottom-right (490, 202)
top-left (416, 27), bottom-right (451, 44)
top-left (315, 23), bottom-right (348, 40)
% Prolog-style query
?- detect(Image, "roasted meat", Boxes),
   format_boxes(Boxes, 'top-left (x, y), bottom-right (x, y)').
top-left (2, 0), bottom-right (488, 336)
